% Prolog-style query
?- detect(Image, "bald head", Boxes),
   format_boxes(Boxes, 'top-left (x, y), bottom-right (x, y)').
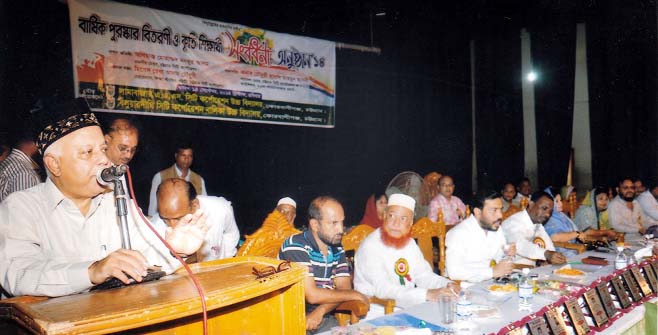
top-left (156, 178), bottom-right (199, 227)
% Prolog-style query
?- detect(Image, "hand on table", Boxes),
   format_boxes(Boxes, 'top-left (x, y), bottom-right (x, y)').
top-left (545, 250), bottom-right (567, 265)
top-left (493, 258), bottom-right (514, 278)
top-left (88, 249), bottom-right (148, 284)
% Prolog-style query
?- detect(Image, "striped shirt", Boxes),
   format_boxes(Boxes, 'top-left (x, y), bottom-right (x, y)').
top-left (279, 230), bottom-right (350, 313)
top-left (0, 149), bottom-right (41, 202)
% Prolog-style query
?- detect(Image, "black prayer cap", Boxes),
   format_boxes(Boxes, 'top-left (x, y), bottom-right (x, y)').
top-left (32, 97), bottom-right (101, 155)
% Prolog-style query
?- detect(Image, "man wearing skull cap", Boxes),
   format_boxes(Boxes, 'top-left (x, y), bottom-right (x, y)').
top-left (354, 193), bottom-right (458, 318)
top-left (0, 97), bottom-right (208, 297)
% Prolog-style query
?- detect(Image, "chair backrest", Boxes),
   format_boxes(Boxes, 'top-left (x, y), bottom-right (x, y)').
top-left (564, 192), bottom-right (579, 219)
top-left (342, 224), bottom-right (375, 253)
top-left (502, 204), bottom-right (521, 221)
top-left (411, 216), bottom-right (447, 275)
top-left (520, 197), bottom-right (529, 210)
top-left (237, 210), bottom-right (301, 258)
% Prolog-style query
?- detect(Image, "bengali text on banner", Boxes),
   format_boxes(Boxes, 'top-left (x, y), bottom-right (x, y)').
top-left (69, 0), bottom-right (336, 127)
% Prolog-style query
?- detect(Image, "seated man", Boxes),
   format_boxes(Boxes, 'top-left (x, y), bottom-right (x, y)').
top-left (446, 191), bottom-right (516, 283)
top-left (428, 175), bottom-right (466, 225)
top-left (608, 177), bottom-right (645, 233)
top-left (636, 182), bottom-right (658, 228)
top-left (0, 98), bottom-right (208, 297)
top-left (275, 196), bottom-right (297, 225)
top-left (279, 196), bottom-right (369, 334)
top-left (501, 182), bottom-right (520, 212)
top-left (154, 178), bottom-right (240, 262)
top-left (634, 178), bottom-right (647, 195)
top-left (354, 193), bottom-right (458, 317)
top-left (502, 191), bottom-right (567, 266)
top-left (514, 177), bottom-right (532, 204)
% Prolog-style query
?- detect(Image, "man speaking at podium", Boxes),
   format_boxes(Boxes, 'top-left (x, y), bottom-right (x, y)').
top-left (0, 98), bottom-right (208, 297)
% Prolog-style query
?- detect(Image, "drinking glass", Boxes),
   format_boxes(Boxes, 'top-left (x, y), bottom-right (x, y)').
top-left (439, 295), bottom-right (456, 324)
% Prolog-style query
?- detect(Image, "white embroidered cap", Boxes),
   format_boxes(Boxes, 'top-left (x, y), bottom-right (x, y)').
top-left (387, 193), bottom-right (416, 212)
top-left (277, 197), bottom-right (297, 208)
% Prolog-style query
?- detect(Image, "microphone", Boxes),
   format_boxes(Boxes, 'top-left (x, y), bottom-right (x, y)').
top-left (97, 165), bottom-right (128, 186)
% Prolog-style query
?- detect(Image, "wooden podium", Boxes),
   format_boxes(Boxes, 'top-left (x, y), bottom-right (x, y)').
top-left (0, 256), bottom-right (306, 334)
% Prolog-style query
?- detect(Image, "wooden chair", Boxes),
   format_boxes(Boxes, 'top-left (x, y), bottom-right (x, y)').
top-left (563, 192), bottom-right (580, 219)
top-left (342, 224), bottom-right (375, 253)
top-left (411, 217), bottom-right (447, 276)
top-left (502, 204), bottom-right (521, 220)
top-left (520, 197), bottom-right (529, 210)
top-left (236, 210), bottom-right (300, 258)
top-left (238, 211), bottom-right (368, 325)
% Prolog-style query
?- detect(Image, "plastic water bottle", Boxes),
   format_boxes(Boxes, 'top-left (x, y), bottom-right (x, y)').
top-left (518, 268), bottom-right (533, 311)
top-left (615, 245), bottom-right (628, 270)
top-left (456, 291), bottom-right (472, 320)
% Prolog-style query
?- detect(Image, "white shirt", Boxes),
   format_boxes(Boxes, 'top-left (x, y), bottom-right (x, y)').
top-left (353, 228), bottom-right (450, 310)
top-left (608, 195), bottom-right (644, 233)
top-left (501, 210), bottom-right (554, 266)
top-left (151, 195), bottom-right (240, 262)
top-left (0, 179), bottom-right (181, 297)
top-left (445, 215), bottom-right (506, 282)
top-left (636, 191), bottom-right (658, 227)
top-left (147, 165), bottom-right (207, 216)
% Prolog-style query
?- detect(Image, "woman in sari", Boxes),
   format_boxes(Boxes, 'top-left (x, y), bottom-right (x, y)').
top-left (359, 192), bottom-right (388, 228)
top-left (544, 187), bottom-right (616, 255)
top-left (574, 187), bottom-right (611, 231)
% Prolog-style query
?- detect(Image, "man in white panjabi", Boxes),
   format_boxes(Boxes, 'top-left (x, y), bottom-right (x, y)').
top-left (354, 193), bottom-right (459, 318)
top-left (446, 191), bottom-right (516, 283)
top-left (502, 190), bottom-right (566, 267)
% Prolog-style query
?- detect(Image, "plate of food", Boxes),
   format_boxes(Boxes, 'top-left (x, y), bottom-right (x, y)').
top-left (487, 283), bottom-right (517, 295)
top-left (553, 266), bottom-right (586, 279)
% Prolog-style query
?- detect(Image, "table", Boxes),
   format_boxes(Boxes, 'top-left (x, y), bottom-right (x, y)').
top-left (332, 234), bottom-right (656, 334)
top-left (0, 256), bottom-right (306, 334)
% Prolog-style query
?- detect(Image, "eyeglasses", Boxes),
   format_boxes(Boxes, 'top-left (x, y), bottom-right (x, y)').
top-left (252, 260), bottom-right (291, 280)
top-left (116, 145), bottom-right (138, 155)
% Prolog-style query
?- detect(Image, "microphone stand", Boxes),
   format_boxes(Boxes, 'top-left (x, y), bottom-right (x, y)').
top-left (112, 176), bottom-right (131, 250)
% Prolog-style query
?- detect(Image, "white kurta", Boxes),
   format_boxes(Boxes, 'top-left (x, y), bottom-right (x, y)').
top-left (608, 196), bottom-right (644, 233)
top-left (501, 210), bottom-right (554, 266)
top-left (353, 228), bottom-right (450, 310)
top-left (151, 195), bottom-right (240, 263)
top-left (0, 179), bottom-right (182, 297)
top-left (445, 215), bottom-right (506, 282)
top-left (636, 191), bottom-right (658, 228)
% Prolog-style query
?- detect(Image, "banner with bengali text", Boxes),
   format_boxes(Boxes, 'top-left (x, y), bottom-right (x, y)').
top-left (69, 0), bottom-right (336, 127)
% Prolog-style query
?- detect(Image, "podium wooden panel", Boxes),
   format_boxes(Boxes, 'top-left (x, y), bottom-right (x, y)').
top-left (0, 256), bottom-right (306, 334)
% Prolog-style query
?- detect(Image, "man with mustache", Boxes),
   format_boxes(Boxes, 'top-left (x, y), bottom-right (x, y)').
top-left (279, 196), bottom-right (369, 334)
top-left (445, 191), bottom-right (516, 283)
top-left (354, 193), bottom-right (458, 318)
top-left (609, 177), bottom-right (645, 233)
top-left (102, 118), bottom-right (139, 198)
top-left (0, 98), bottom-right (208, 297)
top-left (502, 191), bottom-right (567, 266)
top-left (103, 118), bottom-right (139, 167)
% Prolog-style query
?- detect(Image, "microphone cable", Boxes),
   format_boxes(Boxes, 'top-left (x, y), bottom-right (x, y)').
top-left (125, 167), bottom-right (209, 335)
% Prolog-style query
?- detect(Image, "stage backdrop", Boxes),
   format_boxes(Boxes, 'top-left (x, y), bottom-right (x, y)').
top-left (68, 0), bottom-right (336, 127)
